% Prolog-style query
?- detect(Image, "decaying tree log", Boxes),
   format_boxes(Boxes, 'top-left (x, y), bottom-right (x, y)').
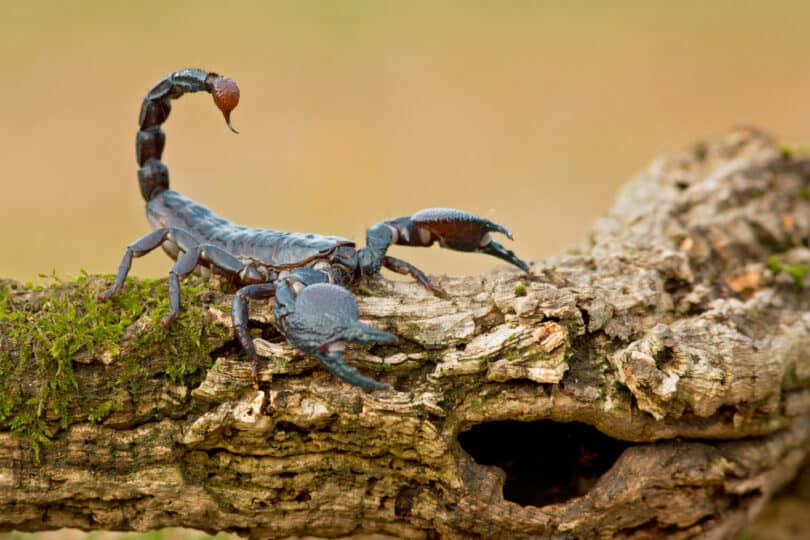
top-left (1, 127), bottom-right (809, 539)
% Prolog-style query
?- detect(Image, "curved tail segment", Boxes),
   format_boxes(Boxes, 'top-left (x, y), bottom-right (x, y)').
top-left (136, 68), bottom-right (240, 201)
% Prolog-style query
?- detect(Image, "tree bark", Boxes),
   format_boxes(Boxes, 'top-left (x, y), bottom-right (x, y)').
top-left (1, 127), bottom-right (809, 539)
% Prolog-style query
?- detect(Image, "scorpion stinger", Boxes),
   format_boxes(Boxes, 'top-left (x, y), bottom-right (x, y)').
top-left (101, 68), bottom-right (530, 392)
top-left (210, 75), bottom-right (240, 133)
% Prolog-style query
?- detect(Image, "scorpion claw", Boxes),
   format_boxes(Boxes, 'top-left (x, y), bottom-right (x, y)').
top-left (280, 283), bottom-right (395, 391)
top-left (314, 351), bottom-right (390, 392)
top-left (364, 208), bottom-right (529, 284)
top-left (411, 208), bottom-right (529, 272)
top-left (411, 208), bottom-right (510, 250)
top-left (339, 322), bottom-right (399, 346)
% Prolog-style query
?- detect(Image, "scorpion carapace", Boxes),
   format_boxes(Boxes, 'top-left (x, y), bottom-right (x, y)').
top-left (99, 68), bottom-right (531, 391)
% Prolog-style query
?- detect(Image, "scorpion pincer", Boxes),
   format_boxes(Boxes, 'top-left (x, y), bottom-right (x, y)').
top-left (99, 68), bottom-right (530, 391)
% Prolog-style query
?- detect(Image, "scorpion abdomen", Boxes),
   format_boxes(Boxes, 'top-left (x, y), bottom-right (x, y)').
top-left (147, 190), bottom-right (355, 268)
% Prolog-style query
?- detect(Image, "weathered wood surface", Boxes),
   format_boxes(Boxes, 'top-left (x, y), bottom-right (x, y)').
top-left (1, 127), bottom-right (809, 539)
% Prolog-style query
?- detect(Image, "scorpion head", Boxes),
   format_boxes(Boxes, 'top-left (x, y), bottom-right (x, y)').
top-left (207, 74), bottom-right (240, 133)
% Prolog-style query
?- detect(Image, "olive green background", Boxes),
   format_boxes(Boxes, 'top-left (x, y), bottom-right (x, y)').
top-left (1, 2), bottom-right (809, 539)
top-left (3, 1), bottom-right (810, 283)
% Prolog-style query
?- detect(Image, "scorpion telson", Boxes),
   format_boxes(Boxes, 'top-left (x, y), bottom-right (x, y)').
top-left (99, 68), bottom-right (530, 391)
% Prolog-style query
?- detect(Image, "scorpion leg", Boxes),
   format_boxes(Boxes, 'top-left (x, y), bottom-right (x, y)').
top-left (358, 208), bottom-right (529, 293)
top-left (161, 246), bottom-right (204, 326)
top-left (100, 225), bottom-right (266, 332)
top-left (162, 242), bottom-right (266, 327)
top-left (382, 256), bottom-right (448, 297)
top-left (275, 275), bottom-right (397, 391)
top-left (99, 227), bottom-right (201, 303)
top-left (98, 228), bottom-right (172, 301)
top-left (232, 282), bottom-right (277, 385)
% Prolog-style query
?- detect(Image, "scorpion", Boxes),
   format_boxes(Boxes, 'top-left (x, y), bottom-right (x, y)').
top-left (99, 68), bottom-right (530, 391)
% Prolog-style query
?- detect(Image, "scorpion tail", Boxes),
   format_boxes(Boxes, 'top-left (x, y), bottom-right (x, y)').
top-left (136, 68), bottom-right (240, 201)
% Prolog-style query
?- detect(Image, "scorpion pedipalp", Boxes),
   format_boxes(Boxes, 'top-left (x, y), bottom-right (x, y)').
top-left (360, 207), bottom-right (530, 280)
top-left (277, 282), bottom-right (396, 391)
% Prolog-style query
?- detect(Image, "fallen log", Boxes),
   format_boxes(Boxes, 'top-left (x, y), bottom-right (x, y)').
top-left (1, 127), bottom-right (808, 538)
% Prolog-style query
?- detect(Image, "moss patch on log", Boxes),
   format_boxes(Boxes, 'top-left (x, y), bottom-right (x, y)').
top-left (0, 273), bottom-right (227, 459)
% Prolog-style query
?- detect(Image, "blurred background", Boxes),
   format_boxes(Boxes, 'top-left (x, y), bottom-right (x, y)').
top-left (3, 1), bottom-right (810, 282)
top-left (2, 1), bottom-right (810, 539)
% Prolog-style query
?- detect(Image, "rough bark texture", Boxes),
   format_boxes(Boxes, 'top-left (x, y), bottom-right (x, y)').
top-left (1, 127), bottom-right (809, 539)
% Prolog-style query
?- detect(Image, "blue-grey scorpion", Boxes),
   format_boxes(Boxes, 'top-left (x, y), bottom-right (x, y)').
top-left (99, 68), bottom-right (530, 391)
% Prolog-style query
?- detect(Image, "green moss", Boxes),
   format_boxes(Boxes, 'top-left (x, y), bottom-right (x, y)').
top-left (800, 186), bottom-right (810, 201)
top-left (765, 256), bottom-right (808, 289)
top-left (469, 398), bottom-right (485, 412)
top-left (273, 357), bottom-right (290, 373)
top-left (567, 319), bottom-right (585, 335)
top-left (781, 144), bottom-right (810, 159)
top-left (399, 324), bottom-right (419, 341)
top-left (782, 367), bottom-right (799, 389)
top-left (0, 273), bottom-right (226, 459)
top-left (88, 398), bottom-right (119, 423)
top-left (787, 263), bottom-right (808, 289)
top-left (513, 283), bottom-right (527, 297)
top-left (766, 255), bottom-right (783, 274)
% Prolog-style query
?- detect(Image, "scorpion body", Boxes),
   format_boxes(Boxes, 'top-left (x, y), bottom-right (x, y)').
top-left (100, 68), bottom-right (530, 391)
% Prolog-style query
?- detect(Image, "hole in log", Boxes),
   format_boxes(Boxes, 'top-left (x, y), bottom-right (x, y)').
top-left (395, 486), bottom-right (420, 516)
top-left (458, 420), bottom-right (630, 507)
